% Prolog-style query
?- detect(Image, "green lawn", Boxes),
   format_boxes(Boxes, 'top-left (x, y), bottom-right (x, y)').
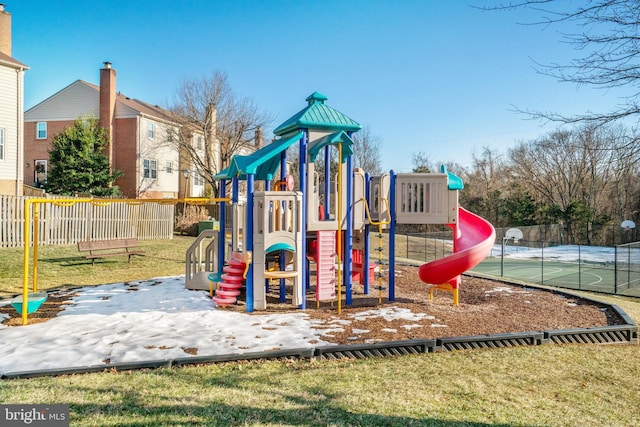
top-left (1, 238), bottom-right (639, 426)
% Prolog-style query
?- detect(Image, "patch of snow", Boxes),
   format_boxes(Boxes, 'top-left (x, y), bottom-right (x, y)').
top-left (0, 277), bottom-right (335, 375)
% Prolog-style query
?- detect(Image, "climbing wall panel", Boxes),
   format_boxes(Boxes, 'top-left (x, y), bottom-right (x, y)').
top-left (315, 230), bottom-right (336, 301)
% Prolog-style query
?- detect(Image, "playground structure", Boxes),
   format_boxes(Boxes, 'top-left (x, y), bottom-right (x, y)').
top-left (15, 92), bottom-right (496, 325)
top-left (187, 92), bottom-right (496, 312)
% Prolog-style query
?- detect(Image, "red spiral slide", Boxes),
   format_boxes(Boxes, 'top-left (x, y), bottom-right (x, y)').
top-left (418, 207), bottom-right (495, 286)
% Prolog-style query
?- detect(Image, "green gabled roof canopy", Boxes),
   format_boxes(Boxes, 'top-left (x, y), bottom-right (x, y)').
top-left (274, 92), bottom-right (362, 136)
top-left (307, 131), bottom-right (355, 163)
top-left (213, 131), bottom-right (303, 181)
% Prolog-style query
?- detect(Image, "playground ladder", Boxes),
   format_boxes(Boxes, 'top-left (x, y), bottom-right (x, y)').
top-left (315, 230), bottom-right (336, 302)
top-left (185, 229), bottom-right (219, 290)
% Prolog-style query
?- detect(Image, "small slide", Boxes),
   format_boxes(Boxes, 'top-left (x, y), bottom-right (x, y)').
top-left (418, 207), bottom-right (495, 285)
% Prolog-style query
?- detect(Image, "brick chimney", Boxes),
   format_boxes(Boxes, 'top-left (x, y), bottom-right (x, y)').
top-left (0, 4), bottom-right (11, 56)
top-left (255, 127), bottom-right (263, 148)
top-left (99, 62), bottom-right (116, 164)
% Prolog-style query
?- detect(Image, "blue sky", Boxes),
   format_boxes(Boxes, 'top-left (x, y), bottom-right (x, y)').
top-left (8, 0), bottom-right (627, 173)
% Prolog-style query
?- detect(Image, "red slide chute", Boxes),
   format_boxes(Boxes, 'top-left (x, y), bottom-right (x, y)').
top-left (418, 207), bottom-right (495, 287)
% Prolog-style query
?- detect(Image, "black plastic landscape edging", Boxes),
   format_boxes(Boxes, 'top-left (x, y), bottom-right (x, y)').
top-left (171, 347), bottom-right (316, 367)
top-left (437, 332), bottom-right (544, 351)
top-left (3, 359), bottom-right (174, 379)
top-left (2, 278), bottom-right (638, 379)
top-left (314, 339), bottom-right (437, 360)
top-left (543, 325), bottom-right (637, 345)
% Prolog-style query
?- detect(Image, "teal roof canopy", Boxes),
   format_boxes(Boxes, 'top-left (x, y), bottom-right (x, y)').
top-left (441, 165), bottom-right (464, 190)
top-left (266, 242), bottom-right (296, 253)
top-left (274, 92), bottom-right (361, 136)
top-left (307, 131), bottom-right (355, 163)
top-left (214, 131), bottom-right (303, 181)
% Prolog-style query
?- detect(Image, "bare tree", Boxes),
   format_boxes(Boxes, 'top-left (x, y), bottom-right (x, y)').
top-left (351, 126), bottom-right (383, 175)
top-left (598, 125), bottom-right (640, 222)
top-left (411, 151), bottom-right (433, 173)
top-left (508, 125), bottom-right (620, 243)
top-left (167, 70), bottom-right (273, 196)
top-left (461, 147), bottom-right (508, 225)
top-left (488, 0), bottom-right (640, 130)
top-left (471, 147), bottom-right (505, 194)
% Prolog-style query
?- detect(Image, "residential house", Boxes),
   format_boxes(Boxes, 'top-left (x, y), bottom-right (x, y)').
top-left (0, 4), bottom-right (28, 195)
top-left (23, 63), bottom-right (211, 199)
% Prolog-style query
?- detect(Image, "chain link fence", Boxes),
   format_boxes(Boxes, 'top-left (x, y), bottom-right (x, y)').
top-left (391, 229), bottom-right (640, 298)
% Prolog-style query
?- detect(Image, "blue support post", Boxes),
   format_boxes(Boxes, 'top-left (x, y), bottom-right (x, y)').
top-left (218, 179), bottom-right (227, 273)
top-left (298, 130), bottom-right (308, 309)
top-left (345, 153), bottom-right (354, 305)
top-left (280, 150), bottom-right (287, 180)
top-left (279, 150), bottom-right (287, 302)
top-left (231, 178), bottom-right (239, 252)
top-left (246, 174), bottom-right (255, 312)
top-left (363, 174), bottom-right (371, 295)
top-left (389, 170), bottom-right (396, 301)
top-left (232, 178), bottom-right (239, 203)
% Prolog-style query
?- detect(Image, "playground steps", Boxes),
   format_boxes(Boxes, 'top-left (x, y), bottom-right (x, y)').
top-left (213, 255), bottom-right (246, 307)
top-left (315, 230), bottom-right (336, 301)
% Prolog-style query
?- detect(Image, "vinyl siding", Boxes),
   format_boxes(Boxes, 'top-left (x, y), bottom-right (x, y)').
top-left (0, 65), bottom-right (19, 181)
top-left (24, 80), bottom-right (141, 122)
top-left (136, 117), bottom-right (180, 196)
top-left (25, 81), bottom-right (99, 122)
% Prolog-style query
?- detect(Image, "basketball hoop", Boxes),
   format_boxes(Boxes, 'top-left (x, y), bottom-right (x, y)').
top-left (504, 228), bottom-right (523, 244)
top-left (621, 220), bottom-right (635, 230)
top-left (501, 228), bottom-right (523, 277)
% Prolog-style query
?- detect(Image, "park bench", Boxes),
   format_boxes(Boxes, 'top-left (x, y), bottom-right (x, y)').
top-left (77, 238), bottom-right (145, 265)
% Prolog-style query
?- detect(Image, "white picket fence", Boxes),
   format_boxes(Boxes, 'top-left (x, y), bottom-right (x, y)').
top-left (0, 195), bottom-right (175, 248)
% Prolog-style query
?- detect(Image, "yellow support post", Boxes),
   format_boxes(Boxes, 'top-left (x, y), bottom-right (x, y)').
top-left (21, 199), bottom-right (31, 325)
top-left (429, 283), bottom-right (459, 305)
top-left (33, 203), bottom-right (39, 292)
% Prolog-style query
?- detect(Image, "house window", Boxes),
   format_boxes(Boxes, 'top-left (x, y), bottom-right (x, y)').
top-left (197, 136), bottom-right (203, 150)
top-left (143, 159), bottom-right (157, 179)
top-left (0, 128), bottom-right (4, 160)
top-left (166, 161), bottom-right (173, 173)
top-left (147, 123), bottom-right (155, 138)
top-left (36, 122), bottom-right (47, 139)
